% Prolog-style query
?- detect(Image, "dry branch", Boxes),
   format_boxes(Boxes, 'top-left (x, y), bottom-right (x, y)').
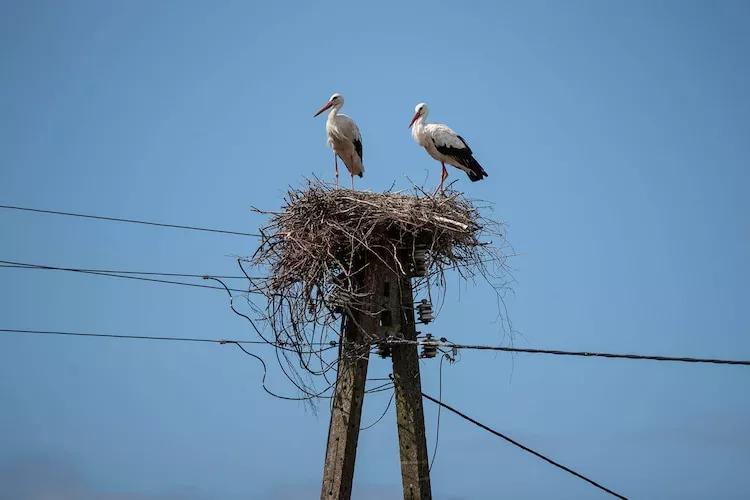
top-left (244, 179), bottom-right (512, 399)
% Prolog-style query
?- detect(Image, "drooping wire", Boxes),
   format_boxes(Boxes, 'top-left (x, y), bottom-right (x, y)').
top-left (388, 339), bottom-right (750, 367)
top-left (429, 354), bottom-right (446, 472)
top-left (0, 260), bottom-right (254, 294)
top-left (360, 390), bottom-right (395, 431)
top-left (0, 328), bottom-right (288, 345)
top-left (0, 262), bottom-right (248, 279)
top-left (364, 381), bottom-right (394, 394)
top-left (421, 393), bottom-right (628, 499)
top-left (0, 204), bottom-right (260, 237)
top-left (230, 341), bottom-right (336, 402)
top-left (0, 327), bottom-right (339, 402)
top-left (206, 274), bottom-right (338, 403)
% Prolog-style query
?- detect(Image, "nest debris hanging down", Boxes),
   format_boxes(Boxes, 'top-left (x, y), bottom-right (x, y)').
top-left (245, 179), bottom-right (513, 393)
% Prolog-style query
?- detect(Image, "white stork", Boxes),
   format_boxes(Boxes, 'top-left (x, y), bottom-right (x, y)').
top-left (313, 93), bottom-right (364, 189)
top-left (408, 102), bottom-right (488, 195)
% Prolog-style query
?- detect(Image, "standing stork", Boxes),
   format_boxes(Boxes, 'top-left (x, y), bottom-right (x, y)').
top-left (313, 93), bottom-right (364, 189)
top-left (408, 102), bottom-right (488, 195)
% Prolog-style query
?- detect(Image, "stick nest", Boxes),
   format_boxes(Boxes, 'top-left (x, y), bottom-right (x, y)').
top-left (247, 179), bottom-right (512, 358)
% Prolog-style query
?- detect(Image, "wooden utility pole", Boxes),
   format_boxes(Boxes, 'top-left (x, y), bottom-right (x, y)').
top-left (389, 250), bottom-right (432, 500)
top-left (320, 255), bottom-right (386, 500)
top-left (320, 250), bottom-right (432, 500)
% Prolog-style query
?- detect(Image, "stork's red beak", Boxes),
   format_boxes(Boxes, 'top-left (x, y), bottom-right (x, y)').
top-left (408, 111), bottom-right (420, 128)
top-left (313, 100), bottom-right (334, 117)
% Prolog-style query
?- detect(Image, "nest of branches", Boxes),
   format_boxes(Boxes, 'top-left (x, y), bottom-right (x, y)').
top-left (247, 179), bottom-right (512, 364)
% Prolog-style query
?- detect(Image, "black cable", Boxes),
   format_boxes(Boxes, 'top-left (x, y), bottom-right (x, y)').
top-left (421, 393), bottom-right (628, 499)
top-left (0, 328), bottom-right (334, 346)
top-left (0, 204), bottom-right (259, 237)
top-left (365, 382), bottom-right (394, 394)
top-left (205, 275), bottom-right (277, 345)
top-left (360, 391), bottom-right (395, 431)
top-left (230, 342), bottom-right (335, 402)
top-left (0, 260), bottom-right (253, 294)
top-left (0, 263), bottom-right (248, 279)
top-left (389, 339), bottom-right (750, 367)
top-left (207, 274), bottom-right (340, 402)
top-left (2, 327), bottom-right (339, 401)
top-left (443, 343), bottom-right (750, 366)
top-left (429, 354), bottom-right (446, 473)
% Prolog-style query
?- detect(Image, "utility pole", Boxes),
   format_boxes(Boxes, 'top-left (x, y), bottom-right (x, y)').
top-left (320, 249), bottom-right (432, 500)
top-left (389, 249), bottom-right (432, 499)
top-left (320, 254), bottom-right (386, 500)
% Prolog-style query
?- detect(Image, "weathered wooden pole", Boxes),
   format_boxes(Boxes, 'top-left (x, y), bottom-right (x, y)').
top-left (320, 248), bottom-right (432, 500)
top-left (320, 255), bottom-right (387, 500)
top-left (389, 250), bottom-right (432, 499)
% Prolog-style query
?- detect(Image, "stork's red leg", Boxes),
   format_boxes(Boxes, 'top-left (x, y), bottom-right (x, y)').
top-left (432, 162), bottom-right (449, 196)
top-left (350, 173), bottom-right (354, 190)
top-left (334, 154), bottom-right (339, 187)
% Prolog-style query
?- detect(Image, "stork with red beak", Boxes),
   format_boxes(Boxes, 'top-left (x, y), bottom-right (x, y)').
top-left (313, 93), bottom-right (364, 189)
top-left (409, 102), bottom-right (488, 195)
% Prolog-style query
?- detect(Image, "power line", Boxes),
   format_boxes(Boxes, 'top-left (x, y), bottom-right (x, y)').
top-left (421, 393), bottom-right (628, 500)
top-left (0, 327), bottom-right (341, 404)
top-left (7, 320), bottom-right (750, 366)
top-left (360, 391), bottom-right (395, 431)
top-left (0, 263), bottom-right (248, 279)
top-left (387, 339), bottom-right (750, 367)
top-left (0, 204), bottom-right (260, 237)
top-left (0, 260), bottom-right (255, 294)
top-left (440, 342), bottom-right (750, 366)
top-left (0, 328), bottom-right (336, 348)
top-left (429, 354), bottom-right (447, 473)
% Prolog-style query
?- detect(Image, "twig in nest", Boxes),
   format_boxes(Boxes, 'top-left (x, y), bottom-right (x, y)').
top-left (243, 178), bottom-right (513, 405)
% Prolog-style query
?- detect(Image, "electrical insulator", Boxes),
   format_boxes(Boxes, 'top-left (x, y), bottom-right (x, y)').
top-left (412, 244), bottom-right (427, 277)
top-left (416, 299), bottom-right (434, 324)
top-left (420, 334), bottom-right (439, 359)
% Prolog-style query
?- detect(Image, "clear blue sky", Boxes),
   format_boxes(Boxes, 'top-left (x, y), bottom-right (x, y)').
top-left (1, 0), bottom-right (749, 498)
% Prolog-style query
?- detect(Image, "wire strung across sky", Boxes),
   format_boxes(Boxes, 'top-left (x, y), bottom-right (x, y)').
top-left (0, 328), bottom-right (337, 347)
top-left (5, 204), bottom-right (744, 362)
top-left (0, 326), bottom-right (626, 497)
top-left (421, 393), bottom-right (628, 499)
top-left (0, 202), bottom-right (737, 497)
top-left (2, 328), bottom-right (748, 367)
top-left (0, 327), bottom-right (341, 404)
top-left (7, 326), bottom-right (744, 498)
top-left (0, 263), bottom-right (247, 279)
top-left (386, 339), bottom-right (750, 367)
top-left (3, 260), bottom-right (744, 368)
top-left (0, 260), bottom-right (258, 294)
top-left (0, 204), bottom-right (260, 237)
top-left (445, 343), bottom-right (750, 366)
top-left (5, 261), bottom-right (746, 366)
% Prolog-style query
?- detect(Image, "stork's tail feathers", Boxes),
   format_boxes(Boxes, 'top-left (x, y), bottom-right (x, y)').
top-left (465, 156), bottom-right (488, 182)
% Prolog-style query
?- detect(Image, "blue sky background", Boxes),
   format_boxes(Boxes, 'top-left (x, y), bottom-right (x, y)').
top-left (1, 0), bottom-right (749, 498)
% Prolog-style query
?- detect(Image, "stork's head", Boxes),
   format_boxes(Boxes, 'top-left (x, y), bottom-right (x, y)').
top-left (313, 93), bottom-right (344, 117)
top-left (408, 102), bottom-right (429, 128)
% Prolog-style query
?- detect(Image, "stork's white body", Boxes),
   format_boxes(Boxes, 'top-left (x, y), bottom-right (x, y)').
top-left (411, 122), bottom-right (472, 176)
top-left (326, 110), bottom-right (364, 178)
top-left (409, 103), bottom-right (488, 194)
top-left (313, 93), bottom-right (364, 188)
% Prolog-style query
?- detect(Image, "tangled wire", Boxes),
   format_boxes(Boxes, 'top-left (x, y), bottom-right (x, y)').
top-left (236, 179), bottom-right (513, 406)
